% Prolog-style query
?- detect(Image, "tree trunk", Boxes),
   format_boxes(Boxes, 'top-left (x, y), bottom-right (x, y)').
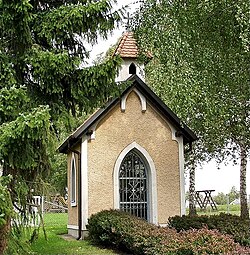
top-left (1, 165), bottom-right (12, 254)
top-left (240, 143), bottom-right (249, 219)
top-left (0, 218), bottom-right (10, 254)
top-left (189, 155), bottom-right (197, 216)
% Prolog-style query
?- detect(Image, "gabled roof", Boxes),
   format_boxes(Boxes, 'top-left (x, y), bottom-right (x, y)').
top-left (113, 31), bottom-right (138, 58)
top-left (59, 75), bottom-right (197, 154)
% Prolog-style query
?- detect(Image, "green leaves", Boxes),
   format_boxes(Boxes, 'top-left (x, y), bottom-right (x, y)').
top-left (134, 0), bottom-right (250, 161)
top-left (235, 1), bottom-right (250, 52)
top-left (0, 1), bottom-right (124, 251)
top-left (32, 1), bottom-right (122, 55)
top-left (0, 0), bottom-right (124, 209)
top-left (0, 106), bottom-right (51, 170)
top-left (0, 175), bottom-right (13, 228)
top-left (88, 210), bottom-right (250, 254)
top-left (134, 0), bottom-right (250, 218)
top-left (0, 0), bottom-right (33, 54)
top-left (27, 47), bottom-right (76, 92)
top-left (0, 86), bottom-right (29, 122)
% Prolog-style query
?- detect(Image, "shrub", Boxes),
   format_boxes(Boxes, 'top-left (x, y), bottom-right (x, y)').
top-left (155, 228), bottom-right (250, 255)
top-left (168, 213), bottom-right (250, 246)
top-left (87, 210), bottom-right (174, 254)
top-left (87, 210), bottom-right (250, 255)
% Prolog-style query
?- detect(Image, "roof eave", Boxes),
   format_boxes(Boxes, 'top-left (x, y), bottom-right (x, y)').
top-left (59, 74), bottom-right (197, 154)
top-left (58, 135), bottom-right (78, 154)
top-left (58, 97), bottom-right (120, 154)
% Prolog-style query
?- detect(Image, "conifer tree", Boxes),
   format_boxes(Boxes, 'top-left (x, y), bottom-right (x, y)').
top-left (0, 1), bottom-right (123, 250)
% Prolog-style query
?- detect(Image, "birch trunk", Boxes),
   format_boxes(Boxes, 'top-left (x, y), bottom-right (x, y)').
top-left (240, 143), bottom-right (249, 219)
top-left (189, 155), bottom-right (196, 216)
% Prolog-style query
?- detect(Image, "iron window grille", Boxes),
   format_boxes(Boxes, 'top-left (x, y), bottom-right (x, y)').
top-left (119, 150), bottom-right (148, 220)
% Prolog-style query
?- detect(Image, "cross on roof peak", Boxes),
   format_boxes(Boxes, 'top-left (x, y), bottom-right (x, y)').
top-left (125, 12), bottom-right (132, 31)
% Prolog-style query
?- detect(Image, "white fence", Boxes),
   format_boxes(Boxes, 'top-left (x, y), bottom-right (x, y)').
top-left (14, 195), bottom-right (67, 227)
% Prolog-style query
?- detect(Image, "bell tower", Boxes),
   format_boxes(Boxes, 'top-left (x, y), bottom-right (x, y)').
top-left (113, 32), bottom-right (146, 82)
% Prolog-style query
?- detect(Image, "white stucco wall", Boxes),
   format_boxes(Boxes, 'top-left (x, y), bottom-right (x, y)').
top-left (115, 58), bottom-right (145, 82)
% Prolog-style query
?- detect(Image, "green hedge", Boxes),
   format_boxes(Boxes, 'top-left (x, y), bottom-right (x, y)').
top-left (87, 210), bottom-right (250, 255)
top-left (168, 213), bottom-right (250, 246)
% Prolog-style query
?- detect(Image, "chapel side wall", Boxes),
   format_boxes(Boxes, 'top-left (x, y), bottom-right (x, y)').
top-left (67, 145), bottom-right (80, 227)
top-left (87, 91), bottom-right (180, 224)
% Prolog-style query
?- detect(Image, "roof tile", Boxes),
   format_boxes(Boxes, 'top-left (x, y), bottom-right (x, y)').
top-left (114, 32), bottom-right (138, 58)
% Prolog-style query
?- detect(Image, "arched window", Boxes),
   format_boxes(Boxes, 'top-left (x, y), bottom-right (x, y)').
top-left (119, 150), bottom-right (148, 220)
top-left (114, 142), bottom-right (158, 224)
top-left (70, 154), bottom-right (77, 206)
top-left (129, 63), bottom-right (136, 75)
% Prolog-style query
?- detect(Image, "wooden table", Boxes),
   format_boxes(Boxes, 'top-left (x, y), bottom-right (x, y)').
top-left (195, 190), bottom-right (217, 210)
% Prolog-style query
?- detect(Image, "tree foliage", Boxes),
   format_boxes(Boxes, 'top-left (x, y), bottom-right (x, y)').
top-left (0, 0), bottom-right (125, 251)
top-left (0, 1), bottom-right (123, 250)
top-left (0, 0), bottom-right (122, 182)
top-left (213, 186), bottom-right (240, 205)
top-left (133, 0), bottom-right (250, 218)
top-left (0, 176), bottom-right (13, 254)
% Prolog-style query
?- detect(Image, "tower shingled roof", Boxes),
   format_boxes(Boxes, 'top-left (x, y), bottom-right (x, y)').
top-left (113, 31), bottom-right (138, 58)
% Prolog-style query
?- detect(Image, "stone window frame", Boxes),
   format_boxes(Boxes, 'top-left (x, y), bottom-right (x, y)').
top-left (119, 149), bottom-right (149, 220)
top-left (114, 142), bottom-right (158, 224)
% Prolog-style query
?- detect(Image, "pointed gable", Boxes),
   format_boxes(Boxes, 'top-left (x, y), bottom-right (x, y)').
top-left (59, 75), bottom-right (197, 153)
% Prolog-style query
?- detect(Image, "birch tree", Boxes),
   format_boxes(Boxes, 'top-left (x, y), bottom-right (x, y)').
top-left (133, 0), bottom-right (250, 218)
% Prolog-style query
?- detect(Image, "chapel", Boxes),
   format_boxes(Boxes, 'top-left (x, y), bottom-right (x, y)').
top-left (59, 32), bottom-right (197, 239)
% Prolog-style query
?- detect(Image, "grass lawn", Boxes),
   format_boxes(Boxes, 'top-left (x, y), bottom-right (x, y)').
top-left (30, 213), bottom-right (125, 255)
top-left (186, 204), bottom-right (241, 216)
top-left (30, 205), bottom-right (241, 254)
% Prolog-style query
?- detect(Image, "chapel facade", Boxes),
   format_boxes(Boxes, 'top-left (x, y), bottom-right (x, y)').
top-left (59, 32), bottom-right (197, 239)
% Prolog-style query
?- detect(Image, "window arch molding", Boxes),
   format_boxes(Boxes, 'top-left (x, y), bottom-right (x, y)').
top-left (70, 153), bottom-right (77, 207)
top-left (121, 88), bottom-right (147, 112)
top-left (113, 142), bottom-right (158, 224)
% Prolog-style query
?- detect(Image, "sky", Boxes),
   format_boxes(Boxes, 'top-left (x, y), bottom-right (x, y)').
top-left (87, 0), bottom-right (141, 63)
top-left (189, 160), bottom-right (250, 195)
top-left (90, 0), bottom-right (250, 196)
